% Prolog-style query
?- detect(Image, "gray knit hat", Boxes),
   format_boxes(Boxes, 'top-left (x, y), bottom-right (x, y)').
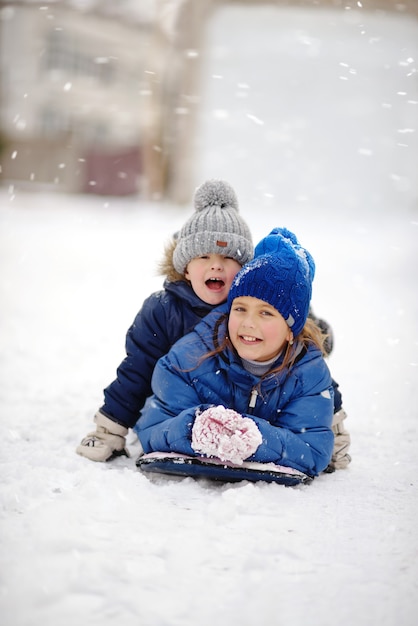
top-left (172, 180), bottom-right (253, 275)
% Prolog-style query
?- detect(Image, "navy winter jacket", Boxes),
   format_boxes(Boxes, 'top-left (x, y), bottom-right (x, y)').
top-left (101, 280), bottom-right (215, 428)
top-left (137, 309), bottom-right (335, 476)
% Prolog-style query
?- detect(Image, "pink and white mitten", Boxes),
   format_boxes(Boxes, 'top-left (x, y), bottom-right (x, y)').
top-left (191, 405), bottom-right (262, 465)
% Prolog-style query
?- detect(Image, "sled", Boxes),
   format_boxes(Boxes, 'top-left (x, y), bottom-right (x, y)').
top-left (136, 452), bottom-right (313, 486)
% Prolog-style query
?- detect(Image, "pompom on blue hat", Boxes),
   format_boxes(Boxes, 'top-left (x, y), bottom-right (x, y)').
top-left (228, 227), bottom-right (315, 337)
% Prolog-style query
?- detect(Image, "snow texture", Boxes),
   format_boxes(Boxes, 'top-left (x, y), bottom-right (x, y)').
top-left (1, 5), bottom-right (418, 626)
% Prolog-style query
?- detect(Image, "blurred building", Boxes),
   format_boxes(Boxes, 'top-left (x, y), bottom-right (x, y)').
top-left (0, 0), bottom-right (213, 200)
top-left (0, 0), bottom-right (154, 195)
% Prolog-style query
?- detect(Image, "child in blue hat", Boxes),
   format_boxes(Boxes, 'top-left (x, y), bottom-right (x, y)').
top-left (136, 228), bottom-right (341, 476)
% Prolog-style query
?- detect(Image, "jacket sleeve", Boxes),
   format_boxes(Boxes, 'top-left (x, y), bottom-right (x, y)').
top-left (100, 293), bottom-right (179, 428)
top-left (136, 338), bottom-right (211, 454)
top-left (247, 365), bottom-right (334, 475)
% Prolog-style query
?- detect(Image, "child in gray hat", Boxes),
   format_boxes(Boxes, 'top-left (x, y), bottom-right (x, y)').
top-left (77, 179), bottom-right (254, 462)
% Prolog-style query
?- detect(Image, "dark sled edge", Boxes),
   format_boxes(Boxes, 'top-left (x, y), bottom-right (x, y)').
top-left (136, 453), bottom-right (313, 487)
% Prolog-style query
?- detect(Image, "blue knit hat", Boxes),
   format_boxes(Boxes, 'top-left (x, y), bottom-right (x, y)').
top-left (227, 228), bottom-right (315, 337)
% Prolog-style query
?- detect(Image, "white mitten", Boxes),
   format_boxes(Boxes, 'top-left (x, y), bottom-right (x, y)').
top-left (76, 411), bottom-right (129, 462)
top-left (191, 405), bottom-right (262, 465)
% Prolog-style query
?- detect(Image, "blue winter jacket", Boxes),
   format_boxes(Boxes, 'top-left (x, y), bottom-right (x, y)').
top-left (137, 309), bottom-right (335, 476)
top-left (101, 280), bottom-right (215, 428)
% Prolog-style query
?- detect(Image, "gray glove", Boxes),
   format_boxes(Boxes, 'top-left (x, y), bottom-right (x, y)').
top-left (76, 411), bottom-right (129, 462)
top-left (328, 408), bottom-right (351, 470)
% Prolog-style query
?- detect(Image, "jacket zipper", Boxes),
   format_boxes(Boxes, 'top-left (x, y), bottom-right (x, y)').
top-left (248, 387), bottom-right (258, 414)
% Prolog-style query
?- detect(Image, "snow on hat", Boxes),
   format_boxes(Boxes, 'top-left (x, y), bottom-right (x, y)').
top-left (172, 179), bottom-right (253, 275)
top-left (227, 227), bottom-right (315, 337)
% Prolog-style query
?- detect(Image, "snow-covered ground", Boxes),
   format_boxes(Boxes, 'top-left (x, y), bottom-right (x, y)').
top-left (1, 5), bottom-right (417, 626)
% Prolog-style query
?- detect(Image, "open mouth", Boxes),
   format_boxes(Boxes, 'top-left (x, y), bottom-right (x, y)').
top-left (205, 278), bottom-right (225, 291)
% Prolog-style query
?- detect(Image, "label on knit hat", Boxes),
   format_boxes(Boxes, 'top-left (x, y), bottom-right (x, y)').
top-left (216, 240), bottom-right (228, 247)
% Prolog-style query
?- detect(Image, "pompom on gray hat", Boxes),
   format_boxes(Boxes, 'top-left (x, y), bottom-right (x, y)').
top-left (228, 227), bottom-right (315, 337)
top-left (172, 180), bottom-right (253, 275)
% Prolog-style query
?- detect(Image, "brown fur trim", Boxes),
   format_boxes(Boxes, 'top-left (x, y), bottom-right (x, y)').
top-left (157, 238), bottom-right (188, 283)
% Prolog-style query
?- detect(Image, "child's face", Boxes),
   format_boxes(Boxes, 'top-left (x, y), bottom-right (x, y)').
top-left (185, 254), bottom-right (242, 305)
top-left (228, 296), bottom-right (292, 362)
